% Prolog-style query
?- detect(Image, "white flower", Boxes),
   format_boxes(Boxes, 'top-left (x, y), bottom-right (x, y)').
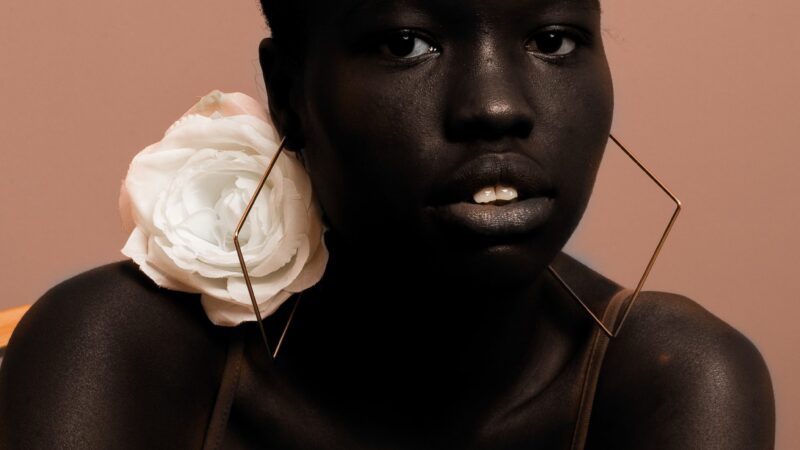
top-left (119, 91), bottom-right (328, 326)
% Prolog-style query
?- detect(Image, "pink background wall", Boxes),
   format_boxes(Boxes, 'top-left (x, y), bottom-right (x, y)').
top-left (1, 0), bottom-right (797, 447)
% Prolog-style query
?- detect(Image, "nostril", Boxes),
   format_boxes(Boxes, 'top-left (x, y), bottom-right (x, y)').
top-left (508, 120), bottom-right (533, 139)
top-left (484, 102), bottom-right (533, 138)
top-left (445, 93), bottom-right (534, 142)
top-left (446, 107), bottom-right (533, 142)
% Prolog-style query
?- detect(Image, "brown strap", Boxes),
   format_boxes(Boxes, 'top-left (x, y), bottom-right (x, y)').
top-left (202, 328), bottom-right (245, 450)
top-left (570, 288), bottom-right (633, 450)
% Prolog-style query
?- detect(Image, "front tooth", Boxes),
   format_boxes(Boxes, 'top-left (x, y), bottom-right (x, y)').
top-left (473, 187), bottom-right (497, 204)
top-left (495, 185), bottom-right (518, 201)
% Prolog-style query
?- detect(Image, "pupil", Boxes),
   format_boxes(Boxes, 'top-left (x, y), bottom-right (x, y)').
top-left (536, 33), bottom-right (563, 54)
top-left (387, 35), bottom-right (415, 56)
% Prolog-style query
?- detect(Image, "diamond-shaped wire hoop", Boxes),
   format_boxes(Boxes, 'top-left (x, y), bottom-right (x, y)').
top-left (236, 134), bottom-right (682, 360)
top-left (548, 134), bottom-right (682, 338)
top-left (233, 137), bottom-right (297, 361)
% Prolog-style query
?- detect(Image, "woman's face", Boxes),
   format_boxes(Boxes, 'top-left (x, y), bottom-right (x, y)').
top-left (280, 0), bottom-right (612, 286)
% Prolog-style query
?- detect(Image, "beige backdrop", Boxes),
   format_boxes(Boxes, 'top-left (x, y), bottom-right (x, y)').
top-left (1, 0), bottom-right (798, 447)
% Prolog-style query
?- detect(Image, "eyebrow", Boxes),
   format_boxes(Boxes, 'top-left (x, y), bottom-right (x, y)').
top-left (342, 0), bottom-right (392, 19)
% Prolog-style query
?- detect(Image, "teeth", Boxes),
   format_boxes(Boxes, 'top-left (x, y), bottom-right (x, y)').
top-left (473, 187), bottom-right (496, 204)
top-left (473, 185), bottom-right (519, 204)
top-left (496, 186), bottom-right (518, 201)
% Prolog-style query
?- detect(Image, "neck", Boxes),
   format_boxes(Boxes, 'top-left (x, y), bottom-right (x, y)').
top-left (279, 236), bottom-right (582, 416)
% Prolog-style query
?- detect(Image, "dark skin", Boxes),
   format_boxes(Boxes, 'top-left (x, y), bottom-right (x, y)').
top-left (0, 0), bottom-right (774, 448)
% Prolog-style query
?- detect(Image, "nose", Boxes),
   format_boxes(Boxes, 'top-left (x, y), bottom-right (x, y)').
top-left (444, 49), bottom-right (534, 142)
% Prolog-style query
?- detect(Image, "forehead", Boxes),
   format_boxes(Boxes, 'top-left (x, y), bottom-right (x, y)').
top-left (313, 0), bottom-right (600, 24)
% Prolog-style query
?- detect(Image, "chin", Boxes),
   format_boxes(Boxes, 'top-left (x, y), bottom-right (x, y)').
top-left (429, 233), bottom-right (558, 292)
top-left (416, 191), bottom-right (584, 286)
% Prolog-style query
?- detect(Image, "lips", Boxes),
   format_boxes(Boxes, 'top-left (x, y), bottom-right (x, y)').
top-left (427, 153), bottom-right (555, 237)
top-left (430, 153), bottom-right (553, 205)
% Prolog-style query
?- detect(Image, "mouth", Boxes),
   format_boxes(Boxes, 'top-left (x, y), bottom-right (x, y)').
top-left (427, 153), bottom-right (556, 238)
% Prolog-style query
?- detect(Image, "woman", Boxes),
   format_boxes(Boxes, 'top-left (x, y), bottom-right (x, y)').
top-left (0, 0), bottom-right (775, 448)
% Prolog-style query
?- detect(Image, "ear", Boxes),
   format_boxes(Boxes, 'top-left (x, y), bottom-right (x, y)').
top-left (259, 38), bottom-right (306, 150)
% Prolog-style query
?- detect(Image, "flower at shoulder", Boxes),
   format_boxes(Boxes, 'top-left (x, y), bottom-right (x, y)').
top-left (119, 91), bottom-right (328, 326)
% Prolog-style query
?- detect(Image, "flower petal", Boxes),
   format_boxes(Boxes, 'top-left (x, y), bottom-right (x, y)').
top-left (119, 91), bottom-right (329, 326)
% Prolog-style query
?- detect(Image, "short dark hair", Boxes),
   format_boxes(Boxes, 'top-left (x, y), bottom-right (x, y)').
top-left (258, 0), bottom-right (307, 54)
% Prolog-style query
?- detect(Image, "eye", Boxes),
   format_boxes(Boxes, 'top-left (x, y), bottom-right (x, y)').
top-left (526, 30), bottom-right (578, 58)
top-left (378, 31), bottom-right (438, 59)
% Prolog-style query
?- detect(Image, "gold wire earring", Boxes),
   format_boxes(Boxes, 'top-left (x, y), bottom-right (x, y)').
top-left (548, 134), bottom-right (682, 338)
top-left (236, 134), bottom-right (682, 361)
top-left (234, 137), bottom-right (299, 361)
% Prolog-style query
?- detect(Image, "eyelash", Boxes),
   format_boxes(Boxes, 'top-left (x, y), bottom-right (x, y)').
top-left (367, 26), bottom-right (589, 63)
top-left (525, 27), bottom-right (588, 61)
top-left (374, 29), bottom-right (440, 62)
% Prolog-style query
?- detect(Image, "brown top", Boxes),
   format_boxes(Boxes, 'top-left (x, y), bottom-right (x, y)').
top-left (202, 289), bottom-right (633, 450)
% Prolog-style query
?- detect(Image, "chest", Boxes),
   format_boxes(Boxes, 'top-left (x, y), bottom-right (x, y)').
top-left (208, 342), bottom-right (595, 450)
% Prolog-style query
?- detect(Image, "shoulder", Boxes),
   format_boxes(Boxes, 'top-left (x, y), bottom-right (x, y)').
top-left (0, 261), bottom-right (229, 449)
top-left (6, 260), bottom-right (227, 367)
top-left (588, 292), bottom-right (775, 450)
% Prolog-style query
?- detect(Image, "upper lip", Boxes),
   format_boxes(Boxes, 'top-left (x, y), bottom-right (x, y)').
top-left (430, 153), bottom-right (554, 205)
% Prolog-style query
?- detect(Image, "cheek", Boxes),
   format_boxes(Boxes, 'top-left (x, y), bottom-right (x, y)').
top-left (299, 60), bottom-right (438, 239)
top-left (536, 59), bottom-right (614, 234)
top-left (551, 60), bottom-right (612, 173)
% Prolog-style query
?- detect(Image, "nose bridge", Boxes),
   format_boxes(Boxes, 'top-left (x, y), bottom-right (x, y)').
top-left (444, 37), bottom-right (534, 142)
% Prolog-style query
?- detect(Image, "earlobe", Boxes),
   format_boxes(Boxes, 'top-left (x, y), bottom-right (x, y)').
top-left (258, 38), bottom-right (306, 150)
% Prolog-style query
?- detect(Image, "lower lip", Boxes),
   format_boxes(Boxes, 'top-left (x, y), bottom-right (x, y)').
top-left (430, 197), bottom-right (554, 237)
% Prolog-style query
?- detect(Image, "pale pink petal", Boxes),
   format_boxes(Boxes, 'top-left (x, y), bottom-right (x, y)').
top-left (182, 91), bottom-right (271, 123)
top-left (201, 289), bottom-right (292, 326)
top-left (119, 91), bottom-right (328, 326)
top-left (284, 236), bottom-right (329, 293)
top-left (118, 180), bottom-right (135, 234)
